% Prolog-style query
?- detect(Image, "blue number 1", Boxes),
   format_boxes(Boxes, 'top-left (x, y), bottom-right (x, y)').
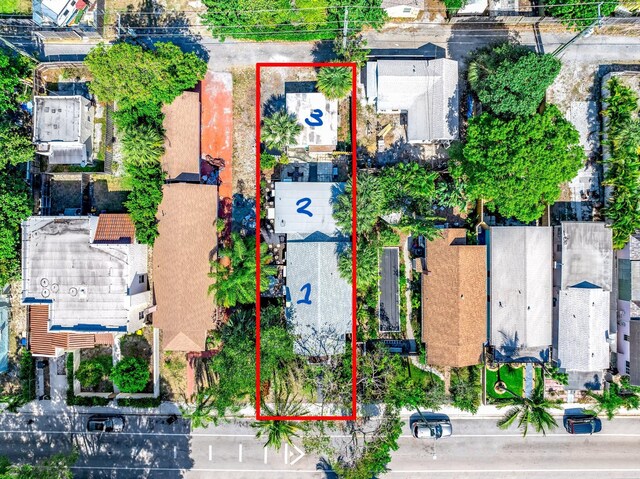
top-left (297, 283), bottom-right (312, 305)
top-left (296, 197), bottom-right (313, 217)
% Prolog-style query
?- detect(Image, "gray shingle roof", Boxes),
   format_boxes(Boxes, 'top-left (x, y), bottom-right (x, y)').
top-left (286, 240), bottom-right (351, 357)
top-left (366, 59), bottom-right (459, 142)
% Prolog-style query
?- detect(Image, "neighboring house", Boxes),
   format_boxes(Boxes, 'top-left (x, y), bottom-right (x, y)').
top-left (33, 0), bottom-right (88, 26)
top-left (286, 92), bottom-right (338, 152)
top-left (381, 0), bottom-right (423, 18)
top-left (617, 235), bottom-right (640, 385)
top-left (422, 229), bottom-right (486, 367)
top-left (365, 59), bottom-right (459, 143)
top-left (21, 215), bottom-right (152, 333)
top-left (28, 304), bottom-right (113, 357)
top-left (556, 222), bottom-right (613, 390)
top-left (489, 226), bottom-right (553, 363)
top-left (274, 181), bottom-right (351, 357)
top-left (33, 96), bottom-right (94, 166)
top-left (153, 183), bottom-right (217, 352)
top-left (161, 91), bottom-right (201, 183)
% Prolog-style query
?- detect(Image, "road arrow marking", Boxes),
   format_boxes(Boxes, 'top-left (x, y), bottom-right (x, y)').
top-left (290, 444), bottom-right (305, 466)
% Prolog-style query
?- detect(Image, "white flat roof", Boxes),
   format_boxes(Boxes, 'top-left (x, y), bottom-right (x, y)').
top-left (286, 92), bottom-right (338, 148)
top-left (490, 226), bottom-right (552, 359)
top-left (274, 182), bottom-right (344, 235)
top-left (21, 217), bottom-right (150, 332)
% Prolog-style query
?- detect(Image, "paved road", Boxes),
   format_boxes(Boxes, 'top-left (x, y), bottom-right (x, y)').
top-left (2, 412), bottom-right (640, 478)
top-left (4, 22), bottom-right (639, 68)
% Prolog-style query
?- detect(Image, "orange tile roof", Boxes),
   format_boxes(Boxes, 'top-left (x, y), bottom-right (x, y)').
top-left (93, 214), bottom-right (136, 244)
top-left (153, 183), bottom-right (218, 352)
top-left (421, 229), bottom-right (487, 367)
top-left (162, 91), bottom-right (201, 180)
top-left (28, 305), bottom-right (99, 356)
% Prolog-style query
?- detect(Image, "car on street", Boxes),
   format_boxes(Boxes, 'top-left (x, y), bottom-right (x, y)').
top-left (412, 417), bottom-right (452, 439)
top-left (564, 414), bottom-right (602, 435)
top-left (87, 415), bottom-right (125, 433)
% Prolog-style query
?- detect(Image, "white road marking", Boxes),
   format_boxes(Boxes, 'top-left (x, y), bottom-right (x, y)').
top-left (264, 447), bottom-right (268, 464)
top-left (173, 446), bottom-right (177, 459)
top-left (290, 444), bottom-right (305, 466)
top-left (238, 443), bottom-right (243, 463)
top-left (209, 445), bottom-right (212, 461)
top-left (284, 443), bottom-right (289, 465)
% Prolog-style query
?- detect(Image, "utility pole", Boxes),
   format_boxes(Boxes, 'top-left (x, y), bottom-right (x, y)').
top-left (552, 1), bottom-right (603, 57)
top-left (342, 7), bottom-right (348, 50)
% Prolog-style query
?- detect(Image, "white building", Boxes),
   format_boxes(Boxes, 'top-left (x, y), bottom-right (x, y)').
top-left (33, 0), bottom-right (87, 27)
top-left (556, 222), bottom-right (613, 390)
top-left (285, 92), bottom-right (338, 152)
top-left (21, 215), bottom-right (153, 333)
top-left (381, 0), bottom-right (423, 18)
top-left (33, 96), bottom-right (94, 166)
top-left (366, 58), bottom-right (459, 143)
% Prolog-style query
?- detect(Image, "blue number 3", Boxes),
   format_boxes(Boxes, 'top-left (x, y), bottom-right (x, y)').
top-left (297, 283), bottom-right (312, 305)
top-left (304, 109), bottom-right (324, 127)
top-left (296, 197), bottom-right (313, 217)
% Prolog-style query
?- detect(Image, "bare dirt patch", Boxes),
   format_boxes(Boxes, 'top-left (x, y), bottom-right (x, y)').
top-left (161, 351), bottom-right (187, 400)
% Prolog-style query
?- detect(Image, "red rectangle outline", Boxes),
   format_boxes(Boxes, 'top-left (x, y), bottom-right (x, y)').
top-left (255, 62), bottom-right (358, 421)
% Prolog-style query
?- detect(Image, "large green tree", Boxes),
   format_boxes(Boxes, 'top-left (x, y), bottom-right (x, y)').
top-left (468, 42), bottom-right (561, 118)
top-left (451, 106), bottom-right (584, 222)
top-left (208, 233), bottom-right (277, 308)
top-left (85, 42), bottom-right (207, 111)
top-left (0, 169), bottom-right (32, 285)
top-left (0, 451), bottom-right (78, 479)
top-left (0, 49), bottom-right (31, 113)
top-left (121, 124), bottom-right (165, 165)
top-left (333, 173), bottom-right (384, 237)
top-left (0, 122), bottom-right (34, 168)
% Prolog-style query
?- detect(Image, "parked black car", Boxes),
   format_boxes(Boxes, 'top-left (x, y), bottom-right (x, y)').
top-left (564, 415), bottom-right (602, 435)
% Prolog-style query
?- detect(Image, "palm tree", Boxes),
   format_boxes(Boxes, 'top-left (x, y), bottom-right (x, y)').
top-left (181, 392), bottom-right (216, 429)
top-left (261, 111), bottom-right (301, 151)
top-left (121, 124), bottom-right (165, 165)
top-left (316, 66), bottom-right (352, 100)
top-left (252, 378), bottom-right (308, 451)
top-left (496, 382), bottom-right (561, 437)
top-left (333, 173), bottom-right (384, 237)
top-left (208, 232), bottom-right (277, 308)
top-left (587, 381), bottom-right (640, 420)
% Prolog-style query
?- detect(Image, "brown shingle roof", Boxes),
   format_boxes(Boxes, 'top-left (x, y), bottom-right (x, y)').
top-left (153, 183), bottom-right (217, 352)
top-left (93, 214), bottom-right (136, 244)
top-left (161, 91), bottom-right (201, 181)
top-left (421, 229), bottom-right (486, 367)
top-left (28, 305), bottom-right (99, 356)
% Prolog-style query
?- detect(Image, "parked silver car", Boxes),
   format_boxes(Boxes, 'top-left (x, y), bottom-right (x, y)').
top-left (87, 415), bottom-right (125, 433)
top-left (412, 418), bottom-right (452, 439)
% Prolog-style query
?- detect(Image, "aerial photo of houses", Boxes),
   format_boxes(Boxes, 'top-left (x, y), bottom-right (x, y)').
top-left (0, 0), bottom-right (639, 477)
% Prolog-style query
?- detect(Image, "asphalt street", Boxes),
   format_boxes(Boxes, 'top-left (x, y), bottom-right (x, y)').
top-left (1, 413), bottom-right (640, 478)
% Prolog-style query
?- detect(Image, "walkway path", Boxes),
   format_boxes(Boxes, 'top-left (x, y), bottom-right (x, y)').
top-left (525, 363), bottom-right (534, 398)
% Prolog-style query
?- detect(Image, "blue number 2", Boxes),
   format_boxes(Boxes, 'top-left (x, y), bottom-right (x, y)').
top-left (297, 283), bottom-right (312, 305)
top-left (304, 109), bottom-right (324, 127)
top-left (296, 197), bottom-right (313, 217)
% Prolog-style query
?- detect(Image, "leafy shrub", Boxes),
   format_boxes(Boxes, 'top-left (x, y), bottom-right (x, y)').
top-left (261, 112), bottom-right (301, 151)
top-left (544, 0), bottom-right (617, 28)
top-left (118, 397), bottom-right (162, 408)
top-left (111, 357), bottom-right (150, 393)
top-left (450, 366), bottom-right (482, 413)
top-left (76, 356), bottom-right (112, 389)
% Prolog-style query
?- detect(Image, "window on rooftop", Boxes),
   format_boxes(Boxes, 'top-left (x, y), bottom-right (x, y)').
top-left (138, 274), bottom-right (145, 284)
top-left (625, 334), bottom-right (630, 342)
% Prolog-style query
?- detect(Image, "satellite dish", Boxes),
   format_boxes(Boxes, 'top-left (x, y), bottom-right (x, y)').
top-left (40, 278), bottom-right (50, 287)
top-left (51, 284), bottom-right (59, 293)
top-left (41, 289), bottom-right (50, 298)
top-left (69, 287), bottom-right (78, 297)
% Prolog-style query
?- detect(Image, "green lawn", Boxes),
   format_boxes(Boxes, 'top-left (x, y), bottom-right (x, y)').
top-left (0, 0), bottom-right (31, 14)
top-left (404, 362), bottom-right (443, 389)
top-left (486, 365), bottom-right (524, 400)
